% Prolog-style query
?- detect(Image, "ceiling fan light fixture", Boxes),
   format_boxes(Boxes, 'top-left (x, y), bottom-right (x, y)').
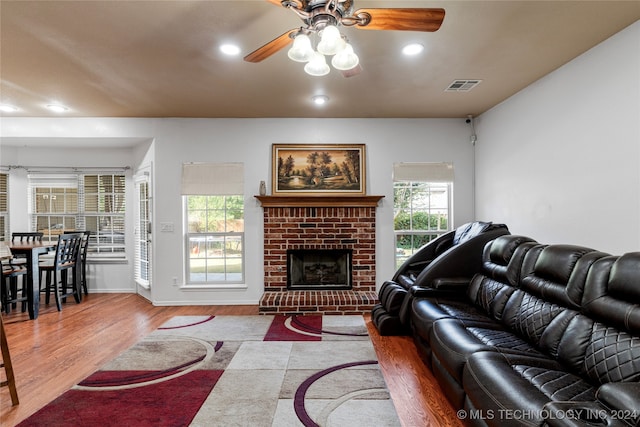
top-left (304, 51), bottom-right (330, 76)
top-left (317, 25), bottom-right (345, 56)
top-left (331, 43), bottom-right (359, 70)
top-left (288, 33), bottom-right (314, 62)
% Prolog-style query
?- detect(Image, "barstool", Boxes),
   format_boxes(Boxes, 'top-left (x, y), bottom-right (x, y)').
top-left (65, 231), bottom-right (91, 295)
top-left (1, 244), bottom-right (28, 314)
top-left (39, 233), bottom-right (84, 311)
top-left (1, 259), bottom-right (28, 314)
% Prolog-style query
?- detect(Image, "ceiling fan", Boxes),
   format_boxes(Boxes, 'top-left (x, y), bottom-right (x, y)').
top-left (244, 0), bottom-right (445, 76)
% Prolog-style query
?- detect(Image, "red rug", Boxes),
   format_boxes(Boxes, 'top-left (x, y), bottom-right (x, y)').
top-left (20, 371), bottom-right (222, 427)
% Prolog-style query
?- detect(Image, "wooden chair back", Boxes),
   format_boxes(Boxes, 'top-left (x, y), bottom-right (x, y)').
top-left (11, 232), bottom-right (44, 243)
top-left (52, 233), bottom-right (83, 271)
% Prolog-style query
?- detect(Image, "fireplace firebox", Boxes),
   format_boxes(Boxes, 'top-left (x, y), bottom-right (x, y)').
top-left (287, 249), bottom-right (352, 290)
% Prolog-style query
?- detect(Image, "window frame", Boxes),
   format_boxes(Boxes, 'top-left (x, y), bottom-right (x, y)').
top-left (183, 194), bottom-right (245, 286)
top-left (393, 180), bottom-right (453, 269)
top-left (28, 172), bottom-right (127, 261)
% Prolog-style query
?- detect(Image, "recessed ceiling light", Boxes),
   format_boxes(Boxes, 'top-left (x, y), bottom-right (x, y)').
top-left (46, 104), bottom-right (70, 112)
top-left (312, 95), bottom-right (329, 105)
top-left (402, 43), bottom-right (424, 56)
top-left (220, 44), bottom-right (241, 56)
top-left (0, 104), bottom-right (19, 113)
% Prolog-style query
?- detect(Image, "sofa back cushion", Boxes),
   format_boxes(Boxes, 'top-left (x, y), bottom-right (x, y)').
top-left (502, 245), bottom-right (608, 346)
top-left (520, 245), bottom-right (608, 308)
top-left (555, 254), bottom-right (640, 384)
top-left (482, 235), bottom-right (539, 285)
top-left (583, 253), bottom-right (640, 333)
top-left (466, 235), bottom-right (539, 321)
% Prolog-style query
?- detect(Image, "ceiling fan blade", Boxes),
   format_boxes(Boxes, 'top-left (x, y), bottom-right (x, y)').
top-left (265, 0), bottom-right (303, 9)
top-left (244, 29), bottom-right (297, 63)
top-left (352, 8), bottom-right (445, 32)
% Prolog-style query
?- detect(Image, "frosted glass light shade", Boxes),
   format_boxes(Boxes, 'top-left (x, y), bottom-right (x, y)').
top-left (304, 51), bottom-right (330, 76)
top-left (317, 25), bottom-right (345, 56)
top-left (331, 43), bottom-right (359, 70)
top-left (287, 34), bottom-right (314, 62)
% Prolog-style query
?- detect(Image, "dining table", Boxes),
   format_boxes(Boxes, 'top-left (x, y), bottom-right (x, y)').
top-left (7, 241), bottom-right (57, 319)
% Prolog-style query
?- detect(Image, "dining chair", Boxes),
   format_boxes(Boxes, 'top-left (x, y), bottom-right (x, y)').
top-left (11, 232), bottom-right (44, 243)
top-left (1, 246), bottom-right (28, 314)
top-left (39, 233), bottom-right (84, 311)
top-left (65, 230), bottom-right (91, 295)
top-left (10, 232), bottom-right (45, 266)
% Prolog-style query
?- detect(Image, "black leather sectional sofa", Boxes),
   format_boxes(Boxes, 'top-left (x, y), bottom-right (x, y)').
top-left (377, 232), bottom-right (640, 427)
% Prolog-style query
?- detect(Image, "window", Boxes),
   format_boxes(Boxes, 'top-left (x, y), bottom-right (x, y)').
top-left (134, 173), bottom-right (151, 287)
top-left (29, 172), bottom-right (126, 259)
top-left (185, 195), bottom-right (244, 283)
top-left (0, 173), bottom-right (8, 241)
top-left (82, 174), bottom-right (126, 255)
top-left (33, 175), bottom-right (79, 238)
top-left (393, 163), bottom-right (453, 268)
top-left (182, 163), bottom-right (244, 285)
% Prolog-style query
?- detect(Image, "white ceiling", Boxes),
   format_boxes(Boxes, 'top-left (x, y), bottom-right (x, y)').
top-left (1, 0), bottom-right (639, 119)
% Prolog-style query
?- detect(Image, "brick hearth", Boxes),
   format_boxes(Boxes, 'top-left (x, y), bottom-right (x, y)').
top-left (256, 196), bottom-right (383, 315)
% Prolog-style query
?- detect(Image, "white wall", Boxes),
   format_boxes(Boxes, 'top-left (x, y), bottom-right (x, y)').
top-left (1, 118), bottom-right (475, 305)
top-left (151, 118), bottom-right (474, 305)
top-left (475, 21), bottom-right (640, 255)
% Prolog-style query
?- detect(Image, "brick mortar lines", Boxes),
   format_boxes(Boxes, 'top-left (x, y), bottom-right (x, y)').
top-left (261, 206), bottom-right (378, 312)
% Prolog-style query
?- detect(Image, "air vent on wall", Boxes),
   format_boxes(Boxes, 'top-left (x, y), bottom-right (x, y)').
top-left (445, 79), bottom-right (482, 92)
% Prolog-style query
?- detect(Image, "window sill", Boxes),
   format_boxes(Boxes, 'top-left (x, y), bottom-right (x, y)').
top-left (87, 257), bottom-right (128, 265)
top-left (180, 284), bottom-right (248, 291)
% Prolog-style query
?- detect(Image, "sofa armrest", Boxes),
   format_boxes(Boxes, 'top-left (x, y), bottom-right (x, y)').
top-left (596, 383), bottom-right (640, 425)
top-left (543, 401), bottom-right (631, 427)
top-left (409, 284), bottom-right (468, 299)
top-left (431, 277), bottom-right (471, 290)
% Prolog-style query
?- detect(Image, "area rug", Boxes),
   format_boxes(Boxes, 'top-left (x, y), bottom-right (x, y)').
top-left (19, 315), bottom-right (401, 427)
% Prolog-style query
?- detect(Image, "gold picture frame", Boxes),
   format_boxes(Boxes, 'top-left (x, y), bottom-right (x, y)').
top-left (272, 144), bottom-right (366, 196)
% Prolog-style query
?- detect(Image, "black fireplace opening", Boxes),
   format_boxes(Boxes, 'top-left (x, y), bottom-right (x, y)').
top-left (287, 249), bottom-right (352, 290)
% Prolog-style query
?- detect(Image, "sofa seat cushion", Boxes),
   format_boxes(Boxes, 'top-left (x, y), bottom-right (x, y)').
top-left (411, 297), bottom-right (499, 344)
top-left (463, 351), bottom-right (596, 427)
top-left (430, 318), bottom-right (544, 383)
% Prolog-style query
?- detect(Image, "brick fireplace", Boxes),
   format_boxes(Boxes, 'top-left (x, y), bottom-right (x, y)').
top-left (256, 195), bottom-right (383, 315)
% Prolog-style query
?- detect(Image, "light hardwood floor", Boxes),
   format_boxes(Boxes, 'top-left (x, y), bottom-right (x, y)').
top-left (1, 294), bottom-right (463, 427)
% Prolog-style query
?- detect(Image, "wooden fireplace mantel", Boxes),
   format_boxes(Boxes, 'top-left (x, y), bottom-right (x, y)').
top-left (255, 195), bottom-right (384, 208)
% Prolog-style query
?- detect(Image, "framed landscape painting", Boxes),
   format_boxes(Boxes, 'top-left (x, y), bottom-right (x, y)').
top-left (272, 144), bottom-right (366, 195)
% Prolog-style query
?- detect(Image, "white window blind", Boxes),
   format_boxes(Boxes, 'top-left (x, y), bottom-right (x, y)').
top-left (134, 173), bottom-right (151, 288)
top-left (181, 163), bottom-right (244, 195)
top-left (28, 172), bottom-right (127, 259)
top-left (393, 162), bottom-right (454, 183)
top-left (0, 173), bottom-right (8, 241)
top-left (28, 173), bottom-right (80, 236)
